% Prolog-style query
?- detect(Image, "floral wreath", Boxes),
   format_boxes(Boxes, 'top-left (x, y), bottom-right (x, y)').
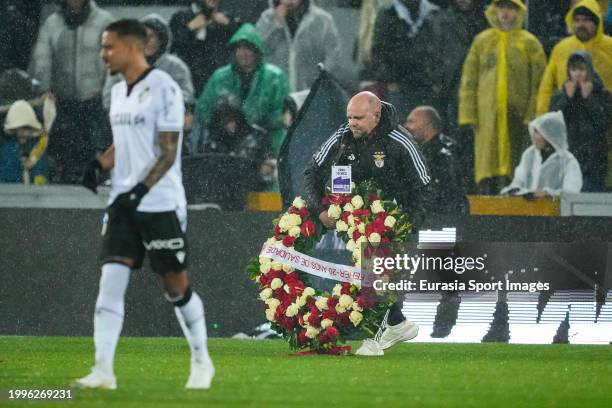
top-left (245, 180), bottom-right (412, 354)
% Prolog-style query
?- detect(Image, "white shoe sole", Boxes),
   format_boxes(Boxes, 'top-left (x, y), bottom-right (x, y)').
top-left (379, 324), bottom-right (419, 350)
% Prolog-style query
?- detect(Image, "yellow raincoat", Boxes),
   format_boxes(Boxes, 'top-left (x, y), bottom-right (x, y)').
top-left (536, 0), bottom-right (612, 115)
top-left (459, 0), bottom-right (546, 184)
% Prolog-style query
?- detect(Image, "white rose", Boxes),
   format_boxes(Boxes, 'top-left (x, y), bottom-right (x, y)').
top-left (315, 297), bottom-right (329, 311)
top-left (384, 215), bottom-right (396, 229)
top-left (369, 232), bottom-right (381, 246)
top-left (347, 215), bottom-right (356, 226)
top-left (336, 220), bottom-right (349, 232)
top-left (351, 195), bottom-right (364, 209)
top-left (271, 262), bottom-right (283, 271)
top-left (349, 310), bottom-right (363, 326)
top-left (282, 264), bottom-right (294, 273)
top-left (302, 312), bottom-right (311, 326)
top-left (259, 257), bottom-right (272, 265)
top-left (371, 200), bottom-right (384, 214)
top-left (255, 275), bottom-right (261, 283)
top-left (347, 227), bottom-right (356, 238)
top-left (305, 326), bottom-right (320, 339)
top-left (285, 303), bottom-right (300, 317)
top-left (356, 235), bottom-right (368, 246)
top-left (358, 223), bottom-right (366, 234)
top-left (265, 237), bottom-right (278, 245)
top-left (346, 239), bottom-right (356, 253)
top-left (265, 308), bottom-right (276, 321)
top-left (343, 203), bottom-right (354, 213)
top-left (339, 294), bottom-right (353, 308)
top-left (265, 298), bottom-right (280, 308)
top-left (259, 262), bottom-right (271, 274)
top-left (292, 196), bottom-right (306, 209)
top-left (303, 287), bottom-right (316, 297)
top-left (287, 214), bottom-right (302, 227)
top-left (351, 181), bottom-right (356, 191)
top-left (259, 288), bottom-right (273, 301)
top-left (283, 284), bottom-right (290, 293)
top-left (278, 216), bottom-right (289, 232)
top-left (270, 278), bottom-right (283, 290)
top-left (327, 204), bottom-right (341, 219)
top-left (297, 296), bottom-right (307, 307)
top-left (352, 303), bottom-right (363, 312)
top-left (321, 318), bottom-right (334, 329)
top-left (332, 284), bottom-right (343, 297)
top-left (288, 226), bottom-right (301, 238)
top-left (335, 303), bottom-right (347, 314)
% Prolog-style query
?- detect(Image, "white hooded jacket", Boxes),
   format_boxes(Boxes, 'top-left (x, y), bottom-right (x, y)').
top-left (500, 111), bottom-right (583, 196)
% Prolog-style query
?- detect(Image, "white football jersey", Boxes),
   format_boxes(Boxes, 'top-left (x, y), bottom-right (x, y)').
top-left (108, 69), bottom-right (186, 212)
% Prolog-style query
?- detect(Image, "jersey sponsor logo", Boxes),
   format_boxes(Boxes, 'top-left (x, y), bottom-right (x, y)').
top-left (373, 151), bottom-right (386, 168)
top-left (111, 113), bottom-right (146, 126)
top-left (143, 237), bottom-right (185, 251)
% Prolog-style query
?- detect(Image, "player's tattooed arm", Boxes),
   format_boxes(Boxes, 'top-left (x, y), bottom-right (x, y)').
top-left (143, 131), bottom-right (179, 188)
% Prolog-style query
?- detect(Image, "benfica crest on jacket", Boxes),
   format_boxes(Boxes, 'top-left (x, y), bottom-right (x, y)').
top-left (373, 151), bottom-right (386, 168)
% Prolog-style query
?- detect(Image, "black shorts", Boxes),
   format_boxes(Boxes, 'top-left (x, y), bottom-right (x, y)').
top-left (100, 206), bottom-right (188, 273)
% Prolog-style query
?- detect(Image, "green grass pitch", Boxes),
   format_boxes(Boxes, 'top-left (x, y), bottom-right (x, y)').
top-left (1, 336), bottom-right (610, 407)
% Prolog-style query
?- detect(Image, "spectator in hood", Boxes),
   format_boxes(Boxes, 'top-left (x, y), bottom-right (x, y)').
top-left (459, 0), bottom-right (546, 194)
top-left (103, 14), bottom-right (195, 134)
top-left (549, 50), bottom-right (611, 191)
top-left (0, 99), bottom-right (55, 185)
top-left (256, 0), bottom-right (341, 92)
top-left (29, 0), bottom-right (114, 183)
top-left (170, 0), bottom-right (241, 95)
top-left (193, 23), bottom-right (289, 158)
top-left (501, 111), bottom-right (583, 197)
top-left (537, 0), bottom-right (612, 115)
top-left (370, 0), bottom-right (440, 118)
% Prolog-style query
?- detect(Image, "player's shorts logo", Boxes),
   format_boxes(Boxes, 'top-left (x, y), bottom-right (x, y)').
top-left (143, 237), bottom-right (185, 251)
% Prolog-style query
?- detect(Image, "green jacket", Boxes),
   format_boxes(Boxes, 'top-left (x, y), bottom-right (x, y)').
top-left (193, 23), bottom-right (289, 157)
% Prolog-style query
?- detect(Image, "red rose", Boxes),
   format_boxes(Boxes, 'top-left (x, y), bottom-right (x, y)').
top-left (307, 298), bottom-right (316, 308)
top-left (356, 294), bottom-right (375, 309)
top-left (300, 220), bottom-right (316, 237)
top-left (273, 288), bottom-right (285, 300)
top-left (299, 207), bottom-right (310, 218)
top-left (281, 316), bottom-right (295, 330)
top-left (307, 312), bottom-right (321, 328)
top-left (326, 326), bottom-right (339, 339)
top-left (287, 280), bottom-right (305, 297)
top-left (268, 270), bottom-right (284, 280)
top-left (285, 272), bottom-right (299, 282)
top-left (342, 196), bottom-right (353, 205)
top-left (288, 206), bottom-right (300, 215)
top-left (274, 306), bottom-right (285, 322)
top-left (259, 274), bottom-right (269, 286)
top-left (341, 282), bottom-right (352, 294)
top-left (327, 297), bottom-right (339, 309)
top-left (282, 235), bottom-right (296, 247)
top-left (341, 211), bottom-right (350, 223)
top-left (298, 330), bottom-right (308, 346)
top-left (352, 230), bottom-right (361, 241)
top-left (317, 332), bottom-right (330, 344)
top-left (322, 309), bottom-right (337, 320)
top-left (329, 195), bottom-right (343, 205)
top-left (370, 193), bottom-right (379, 202)
top-left (336, 312), bottom-right (350, 327)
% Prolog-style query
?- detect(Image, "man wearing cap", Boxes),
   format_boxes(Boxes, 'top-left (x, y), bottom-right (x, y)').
top-left (537, 0), bottom-right (612, 115)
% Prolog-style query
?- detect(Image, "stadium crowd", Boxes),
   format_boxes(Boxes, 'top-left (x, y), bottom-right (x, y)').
top-left (1, 0), bottom-right (612, 210)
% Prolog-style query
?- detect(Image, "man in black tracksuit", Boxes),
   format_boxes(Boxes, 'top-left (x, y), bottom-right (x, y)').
top-left (304, 91), bottom-right (434, 356)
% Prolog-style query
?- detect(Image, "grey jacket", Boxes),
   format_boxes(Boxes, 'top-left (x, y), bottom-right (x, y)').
top-left (29, 1), bottom-right (114, 101)
top-left (256, 3), bottom-right (341, 92)
top-left (102, 13), bottom-right (194, 110)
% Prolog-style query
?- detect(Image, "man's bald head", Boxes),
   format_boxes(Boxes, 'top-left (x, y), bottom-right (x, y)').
top-left (405, 106), bottom-right (442, 144)
top-left (347, 91), bottom-right (382, 138)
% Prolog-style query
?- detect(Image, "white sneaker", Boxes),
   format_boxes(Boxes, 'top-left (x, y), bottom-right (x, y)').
top-left (355, 339), bottom-right (384, 356)
top-left (378, 319), bottom-right (419, 350)
top-left (186, 358), bottom-right (215, 389)
top-left (72, 367), bottom-right (117, 390)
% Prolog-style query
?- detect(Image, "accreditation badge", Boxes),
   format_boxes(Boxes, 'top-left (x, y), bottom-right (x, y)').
top-left (331, 165), bottom-right (351, 194)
